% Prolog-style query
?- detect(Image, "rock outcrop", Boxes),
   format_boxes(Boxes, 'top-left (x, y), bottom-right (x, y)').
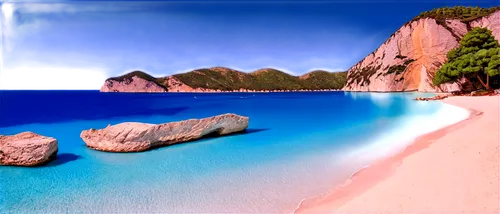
top-left (414, 94), bottom-right (450, 101)
top-left (0, 132), bottom-right (58, 166)
top-left (101, 71), bottom-right (168, 93)
top-left (470, 11), bottom-right (500, 40)
top-left (80, 113), bottom-right (249, 152)
top-left (343, 10), bottom-right (500, 92)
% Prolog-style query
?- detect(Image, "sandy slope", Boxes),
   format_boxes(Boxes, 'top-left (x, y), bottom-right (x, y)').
top-left (296, 95), bottom-right (499, 213)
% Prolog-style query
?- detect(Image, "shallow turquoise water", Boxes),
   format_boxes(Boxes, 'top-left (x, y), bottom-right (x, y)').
top-left (0, 91), bottom-right (468, 213)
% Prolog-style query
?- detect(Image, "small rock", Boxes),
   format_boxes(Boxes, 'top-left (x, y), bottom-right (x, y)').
top-left (0, 132), bottom-right (58, 166)
top-left (414, 94), bottom-right (448, 101)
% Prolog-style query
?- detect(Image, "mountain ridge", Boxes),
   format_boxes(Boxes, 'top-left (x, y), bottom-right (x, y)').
top-left (101, 67), bottom-right (347, 92)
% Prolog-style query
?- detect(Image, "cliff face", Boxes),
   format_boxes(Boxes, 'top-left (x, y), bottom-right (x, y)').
top-left (101, 76), bottom-right (167, 92)
top-left (470, 11), bottom-right (500, 40)
top-left (343, 11), bottom-right (500, 92)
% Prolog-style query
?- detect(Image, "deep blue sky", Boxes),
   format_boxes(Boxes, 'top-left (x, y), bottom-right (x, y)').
top-left (1, 0), bottom-right (498, 89)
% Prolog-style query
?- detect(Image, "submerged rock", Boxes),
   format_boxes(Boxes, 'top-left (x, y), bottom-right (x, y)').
top-left (0, 132), bottom-right (58, 166)
top-left (80, 113), bottom-right (249, 152)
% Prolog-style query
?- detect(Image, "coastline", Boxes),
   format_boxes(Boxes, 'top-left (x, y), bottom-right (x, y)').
top-left (98, 89), bottom-right (447, 94)
top-left (100, 89), bottom-right (343, 93)
top-left (294, 95), bottom-right (499, 213)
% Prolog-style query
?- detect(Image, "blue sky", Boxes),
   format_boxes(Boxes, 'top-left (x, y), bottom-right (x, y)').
top-left (1, 0), bottom-right (498, 89)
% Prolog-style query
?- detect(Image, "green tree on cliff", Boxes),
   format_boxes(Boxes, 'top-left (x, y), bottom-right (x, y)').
top-left (414, 6), bottom-right (500, 22)
top-left (433, 27), bottom-right (500, 90)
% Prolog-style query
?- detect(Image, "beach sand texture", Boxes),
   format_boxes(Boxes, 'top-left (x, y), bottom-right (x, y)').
top-left (296, 95), bottom-right (499, 213)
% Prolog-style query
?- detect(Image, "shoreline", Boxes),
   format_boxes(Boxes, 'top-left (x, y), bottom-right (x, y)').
top-left (99, 90), bottom-right (449, 94)
top-left (100, 90), bottom-right (344, 93)
top-left (98, 90), bottom-right (434, 93)
top-left (294, 95), bottom-right (496, 213)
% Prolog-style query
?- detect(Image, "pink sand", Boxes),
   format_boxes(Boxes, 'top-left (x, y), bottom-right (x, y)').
top-left (296, 95), bottom-right (499, 213)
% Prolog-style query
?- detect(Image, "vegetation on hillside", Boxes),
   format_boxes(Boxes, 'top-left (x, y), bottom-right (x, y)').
top-left (299, 70), bottom-right (347, 90)
top-left (168, 67), bottom-right (257, 91)
top-left (251, 68), bottom-right (305, 90)
top-left (413, 6), bottom-right (500, 22)
top-left (345, 65), bottom-right (380, 87)
top-left (387, 58), bottom-right (415, 75)
top-left (170, 67), bottom-right (347, 90)
top-left (433, 27), bottom-right (500, 90)
top-left (107, 71), bottom-right (168, 90)
top-left (108, 71), bottom-right (156, 82)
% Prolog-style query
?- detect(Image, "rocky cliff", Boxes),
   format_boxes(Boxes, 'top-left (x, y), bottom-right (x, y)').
top-left (101, 67), bottom-right (347, 93)
top-left (343, 10), bottom-right (500, 92)
top-left (101, 71), bottom-right (168, 93)
top-left (101, 76), bottom-right (167, 93)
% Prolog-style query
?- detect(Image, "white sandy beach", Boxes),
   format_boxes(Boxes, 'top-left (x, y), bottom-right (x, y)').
top-left (296, 95), bottom-right (499, 213)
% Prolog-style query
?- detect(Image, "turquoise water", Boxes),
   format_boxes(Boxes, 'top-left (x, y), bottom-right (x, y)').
top-left (0, 91), bottom-right (468, 213)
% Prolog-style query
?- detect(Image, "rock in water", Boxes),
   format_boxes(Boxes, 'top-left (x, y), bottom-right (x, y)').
top-left (0, 132), bottom-right (58, 166)
top-left (80, 113), bottom-right (249, 152)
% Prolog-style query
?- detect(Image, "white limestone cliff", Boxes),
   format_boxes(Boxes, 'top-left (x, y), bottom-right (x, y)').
top-left (343, 11), bottom-right (500, 92)
top-left (99, 76), bottom-right (167, 92)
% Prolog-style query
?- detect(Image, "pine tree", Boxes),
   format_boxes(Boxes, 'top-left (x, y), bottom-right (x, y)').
top-left (433, 28), bottom-right (500, 90)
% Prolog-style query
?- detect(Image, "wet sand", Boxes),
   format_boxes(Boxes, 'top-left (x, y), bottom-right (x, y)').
top-left (296, 95), bottom-right (499, 213)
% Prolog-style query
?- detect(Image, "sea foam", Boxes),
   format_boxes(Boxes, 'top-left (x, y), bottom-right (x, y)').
top-left (338, 101), bottom-right (470, 177)
top-left (293, 101), bottom-right (471, 213)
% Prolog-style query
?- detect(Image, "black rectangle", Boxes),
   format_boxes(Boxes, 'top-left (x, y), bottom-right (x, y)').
top-left (7, 71), bottom-right (97, 80)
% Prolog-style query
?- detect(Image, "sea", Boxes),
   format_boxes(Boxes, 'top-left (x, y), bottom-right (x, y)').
top-left (0, 91), bottom-right (469, 213)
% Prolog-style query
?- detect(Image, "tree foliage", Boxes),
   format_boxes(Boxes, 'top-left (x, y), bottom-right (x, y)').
top-left (414, 6), bottom-right (500, 22)
top-left (433, 27), bottom-right (500, 90)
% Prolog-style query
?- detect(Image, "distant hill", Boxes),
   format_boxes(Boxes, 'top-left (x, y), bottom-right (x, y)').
top-left (299, 70), bottom-right (348, 90)
top-left (101, 67), bottom-right (347, 92)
